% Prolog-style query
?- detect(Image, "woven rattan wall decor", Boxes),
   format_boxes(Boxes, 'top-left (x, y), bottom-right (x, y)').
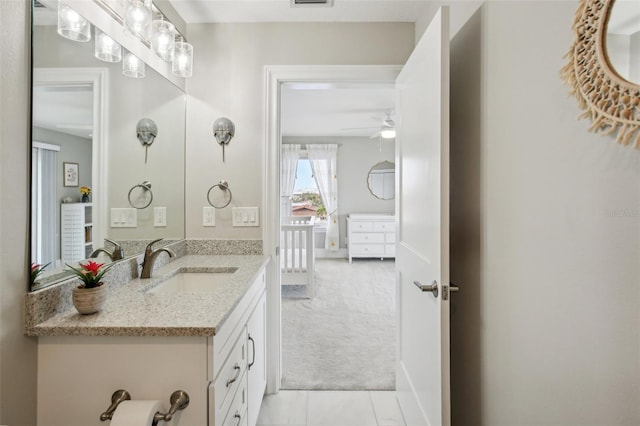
top-left (561, 0), bottom-right (640, 147)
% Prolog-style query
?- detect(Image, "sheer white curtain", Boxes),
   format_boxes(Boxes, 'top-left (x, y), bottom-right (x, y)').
top-left (307, 144), bottom-right (339, 251)
top-left (281, 144), bottom-right (301, 217)
top-left (32, 142), bottom-right (59, 267)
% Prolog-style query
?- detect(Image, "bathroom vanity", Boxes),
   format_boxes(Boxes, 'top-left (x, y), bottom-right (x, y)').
top-left (26, 252), bottom-right (268, 426)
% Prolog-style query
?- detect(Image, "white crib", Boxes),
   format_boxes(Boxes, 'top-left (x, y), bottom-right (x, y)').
top-left (281, 216), bottom-right (315, 297)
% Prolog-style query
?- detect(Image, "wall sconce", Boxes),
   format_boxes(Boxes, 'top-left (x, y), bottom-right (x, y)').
top-left (57, 1), bottom-right (91, 42)
top-left (137, 118), bottom-right (158, 163)
top-left (123, 51), bottom-right (145, 78)
top-left (151, 20), bottom-right (175, 62)
top-left (213, 117), bottom-right (235, 162)
top-left (95, 29), bottom-right (122, 63)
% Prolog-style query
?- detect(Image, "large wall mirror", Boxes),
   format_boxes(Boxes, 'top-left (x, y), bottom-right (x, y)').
top-left (30, 1), bottom-right (186, 290)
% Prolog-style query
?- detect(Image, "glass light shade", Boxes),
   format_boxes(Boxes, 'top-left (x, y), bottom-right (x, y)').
top-left (124, 0), bottom-right (152, 40)
top-left (172, 42), bottom-right (193, 78)
top-left (57, 2), bottom-right (91, 42)
top-left (94, 29), bottom-right (122, 62)
top-left (151, 20), bottom-right (176, 62)
top-left (380, 128), bottom-right (396, 139)
top-left (122, 52), bottom-right (145, 78)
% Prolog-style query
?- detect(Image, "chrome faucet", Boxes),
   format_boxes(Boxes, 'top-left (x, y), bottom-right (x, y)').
top-left (90, 238), bottom-right (124, 261)
top-left (140, 238), bottom-right (175, 278)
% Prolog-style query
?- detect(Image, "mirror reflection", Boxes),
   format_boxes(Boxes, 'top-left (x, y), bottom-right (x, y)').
top-left (367, 161), bottom-right (395, 200)
top-left (31, 2), bottom-right (186, 289)
top-left (606, 0), bottom-right (640, 83)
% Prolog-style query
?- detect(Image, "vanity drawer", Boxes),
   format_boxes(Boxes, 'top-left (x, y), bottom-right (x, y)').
top-left (222, 377), bottom-right (248, 426)
top-left (212, 329), bottom-right (247, 425)
top-left (350, 244), bottom-right (385, 256)
top-left (351, 233), bottom-right (384, 244)
top-left (373, 221), bottom-right (394, 232)
top-left (350, 221), bottom-right (373, 232)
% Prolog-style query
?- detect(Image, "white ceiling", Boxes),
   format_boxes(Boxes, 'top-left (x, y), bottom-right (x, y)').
top-left (32, 85), bottom-right (94, 139)
top-left (281, 82), bottom-right (396, 138)
top-left (168, 0), bottom-right (432, 24)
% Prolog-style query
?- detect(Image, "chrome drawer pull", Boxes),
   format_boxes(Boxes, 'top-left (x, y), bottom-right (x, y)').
top-left (248, 335), bottom-right (256, 369)
top-left (226, 363), bottom-right (241, 387)
top-left (234, 411), bottom-right (242, 426)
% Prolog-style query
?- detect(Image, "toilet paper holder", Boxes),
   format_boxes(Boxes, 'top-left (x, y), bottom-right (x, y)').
top-left (100, 389), bottom-right (190, 424)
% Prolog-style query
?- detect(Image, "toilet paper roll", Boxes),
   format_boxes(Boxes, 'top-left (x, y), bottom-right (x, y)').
top-left (110, 400), bottom-right (164, 426)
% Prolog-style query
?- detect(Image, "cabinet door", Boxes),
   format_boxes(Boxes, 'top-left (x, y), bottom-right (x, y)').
top-left (246, 291), bottom-right (266, 426)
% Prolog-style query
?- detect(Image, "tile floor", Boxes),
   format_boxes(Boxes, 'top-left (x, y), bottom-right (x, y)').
top-left (257, 390), bottom-right (406, 426)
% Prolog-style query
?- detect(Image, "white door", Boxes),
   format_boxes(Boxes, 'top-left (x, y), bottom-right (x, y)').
top-left (395, 7), bottom-right (450, 426)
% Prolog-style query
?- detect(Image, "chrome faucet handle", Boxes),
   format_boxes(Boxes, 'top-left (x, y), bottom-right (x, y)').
top-left (104, 238), bottom-right (124, 260)
top-left (146, 238), bottom-right (164, 250)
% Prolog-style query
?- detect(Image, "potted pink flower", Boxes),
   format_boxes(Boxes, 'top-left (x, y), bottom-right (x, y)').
top-left (30, 262), bottom-right (50, 287)
top-left (66, 261), bottom-right (113, 314)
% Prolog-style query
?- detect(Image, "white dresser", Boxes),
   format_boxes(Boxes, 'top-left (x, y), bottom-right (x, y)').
top-left (347, 214), bottom-right (395, 263)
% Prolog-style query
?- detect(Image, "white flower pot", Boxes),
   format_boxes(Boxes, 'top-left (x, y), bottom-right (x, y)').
top-left (72, 283), bottom-right (107, 315)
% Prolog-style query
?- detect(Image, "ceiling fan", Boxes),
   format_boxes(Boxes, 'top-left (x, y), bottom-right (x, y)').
top-left (341, 112), bottom-right (396, 139)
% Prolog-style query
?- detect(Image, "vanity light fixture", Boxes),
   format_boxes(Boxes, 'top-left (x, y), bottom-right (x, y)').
top-left (172, 41), bottom-right (194, 78)
top-left (94, 28), bottom-right (122, 63)
top-left (151, 19), bottom-right (175, 62)
top-left (57, 1), bottom-right (91, 42)
top-left (122, 51), bottom-right (145, 78)
top-left (124, 0), bottom-right (152, 40)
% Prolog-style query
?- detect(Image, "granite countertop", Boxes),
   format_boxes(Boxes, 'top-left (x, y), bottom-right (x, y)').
top-left (27, 255), bottom-right (269, 337)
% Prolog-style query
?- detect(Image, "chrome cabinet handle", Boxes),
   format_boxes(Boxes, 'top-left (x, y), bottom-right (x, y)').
top-left (413, 280), bottom-right (438, 298)
top-left (226, 364), bottom-right (241, 387)
top-left (248, 334), bottom-right (256, 369)
top-left (234, 411), bottom-right (242, 426)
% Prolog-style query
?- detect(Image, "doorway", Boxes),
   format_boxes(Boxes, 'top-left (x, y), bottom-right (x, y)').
top-left (263, 65), bottom-right (402, 394)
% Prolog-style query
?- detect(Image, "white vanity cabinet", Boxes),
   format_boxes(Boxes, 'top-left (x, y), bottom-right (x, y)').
top-left (347, 214), bottom-right (395, 263)
top-left (36, 267), bottom-right (267, 426)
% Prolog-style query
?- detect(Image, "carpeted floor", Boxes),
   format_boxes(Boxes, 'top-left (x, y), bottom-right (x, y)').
top-left (281, 258), bottom-right (396, 390)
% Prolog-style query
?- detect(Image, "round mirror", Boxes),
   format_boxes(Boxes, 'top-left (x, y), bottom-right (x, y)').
top-left (606, 0), bottom-right (640, 83)
top-left (367, 160), bottom-right (395, 200)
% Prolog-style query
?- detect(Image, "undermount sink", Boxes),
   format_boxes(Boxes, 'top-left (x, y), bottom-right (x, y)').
top-left (147, 270), bottom-right (238, 295)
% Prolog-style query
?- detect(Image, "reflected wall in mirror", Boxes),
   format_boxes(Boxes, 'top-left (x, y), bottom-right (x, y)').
top-left (31, 1), bottom-right (186, 290)
top-left (367, 161), bottom-right (395, 200)
top-left (562, 0), bottom-right (640, 147)
top-left (606, 0), bottom-right (640, 83)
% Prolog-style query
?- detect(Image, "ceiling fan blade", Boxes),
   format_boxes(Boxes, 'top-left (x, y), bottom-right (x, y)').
top-left (340, 126), bottom-right (379, 131)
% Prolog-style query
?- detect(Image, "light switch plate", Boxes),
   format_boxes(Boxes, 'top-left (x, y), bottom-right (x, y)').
top-left (154, 207), bottom-right (167, 227)
top-left (203, 206), bottom-right (216, 227)
top-left (232, 207), bottom-right (259, 227)
top-left (110, 208), bottom-right (137, 228)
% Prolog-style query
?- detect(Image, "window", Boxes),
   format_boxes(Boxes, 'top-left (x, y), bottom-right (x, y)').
top-left (291, 158), bottom-right (326, 220)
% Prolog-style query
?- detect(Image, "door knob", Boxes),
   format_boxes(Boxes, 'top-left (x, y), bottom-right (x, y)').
top-left (413, 280), bottom-right (438, 298)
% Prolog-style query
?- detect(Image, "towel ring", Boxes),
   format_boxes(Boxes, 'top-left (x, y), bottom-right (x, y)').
top-left (128, 181), bottom-right (153, 209)
top-left (207, 180), bottom-right (232, 209)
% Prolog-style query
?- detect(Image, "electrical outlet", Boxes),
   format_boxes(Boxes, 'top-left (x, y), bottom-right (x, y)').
top-left (154, 207), bottom-right (167, 227)
top-left (203, 207), bottom-right (216, 227)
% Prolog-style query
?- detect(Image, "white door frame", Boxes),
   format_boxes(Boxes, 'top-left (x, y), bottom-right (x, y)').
top-left (33, 68), bottom-right (109, 252)
top-left (263, 65), bottom-right (402, 393)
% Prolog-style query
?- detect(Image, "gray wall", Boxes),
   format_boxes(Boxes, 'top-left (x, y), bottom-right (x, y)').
top-left (450, 3), bottom-right (640, 425)
top-left (184, 23), bottom-right (414, 240)
top-left (0, 1), bottom-right (37, 424)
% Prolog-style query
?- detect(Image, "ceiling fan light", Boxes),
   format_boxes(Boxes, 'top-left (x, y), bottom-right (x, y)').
top-left (380, 128), bottom-right (396, 139)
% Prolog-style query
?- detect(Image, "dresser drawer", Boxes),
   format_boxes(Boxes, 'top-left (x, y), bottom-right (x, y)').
top-left (385, 232), bottom-right (396, 243)
top-left (212, 329), bottom-right (247, 425)
top-left (385, 245), bottom-right (396, 257)
top-left (350, 244), bottom-right (385, 256)
top-left (350, 221), bottom-right (373, 232)
top-left (351, 233), bottom-right (384, 244)
top-left (373, 221), bottom-right (394, 232)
